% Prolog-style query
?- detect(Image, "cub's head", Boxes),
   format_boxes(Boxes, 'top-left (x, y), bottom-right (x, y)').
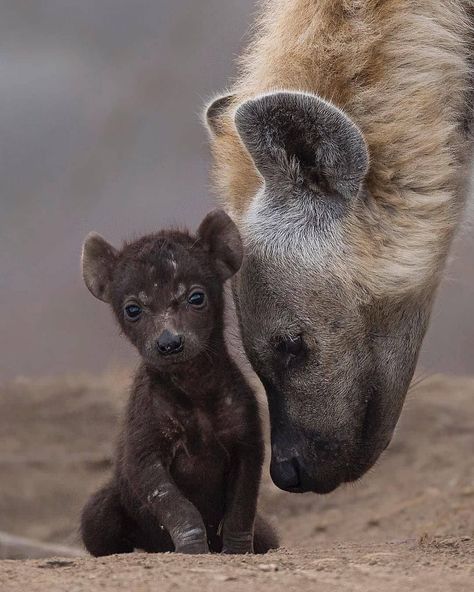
top-left (206, 91), bottom-right (434, 493)
top-left (81, 210), bottom-right (242, 370)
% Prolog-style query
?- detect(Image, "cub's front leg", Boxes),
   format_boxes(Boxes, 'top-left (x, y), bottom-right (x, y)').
top-left (127, 455), bottom-right (209, 554)
top-left (222, 446), bottom-right (263, 554)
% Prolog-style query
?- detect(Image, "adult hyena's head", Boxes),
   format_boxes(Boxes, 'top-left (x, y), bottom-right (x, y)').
top-left (206, 92), bottom-right (437, 494)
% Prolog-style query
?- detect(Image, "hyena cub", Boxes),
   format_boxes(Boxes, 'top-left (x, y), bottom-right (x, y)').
top-left (80, 210), bottom-right (278, 555)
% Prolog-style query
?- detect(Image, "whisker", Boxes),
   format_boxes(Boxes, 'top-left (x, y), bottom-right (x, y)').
top-left (407, 372), bottom-right (432, 396)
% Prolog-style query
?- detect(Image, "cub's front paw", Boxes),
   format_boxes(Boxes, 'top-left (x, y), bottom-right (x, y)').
top-left (174, 526), bottom-right (209, 554)
top-left (175, 540), bottom-right (209, 554)
top-left (222, 531), bottom-right (254, 554)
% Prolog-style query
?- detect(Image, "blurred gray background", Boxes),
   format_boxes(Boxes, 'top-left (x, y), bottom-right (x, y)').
top-left (0, 0), bottom-right (473, 382)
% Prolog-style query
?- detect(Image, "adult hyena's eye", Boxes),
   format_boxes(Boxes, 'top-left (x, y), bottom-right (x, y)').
top-left (276, 334), bottom-right (305, 364)
top-left (124, 304), bottom-right (142, 321)
top-left (187, 290), bottom-right (206, 308)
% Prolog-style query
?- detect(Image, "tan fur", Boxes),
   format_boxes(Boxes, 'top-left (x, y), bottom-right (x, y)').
top-left (208, 0), bottom-right (474, 298)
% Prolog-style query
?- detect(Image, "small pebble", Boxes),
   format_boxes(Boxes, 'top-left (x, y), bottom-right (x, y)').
top-left (439, 537), bottom-right (459, 547)
top-left (258, 563), bottom-right (279, 572)
top-left (214, 574), bottom-right (237, 582)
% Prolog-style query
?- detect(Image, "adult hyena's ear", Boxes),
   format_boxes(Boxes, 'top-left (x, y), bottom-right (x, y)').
top-left (198, 209), bottom-right (243, 280)
top-left (205, 94), bottom-right (236, 137)
top-left (234, 92), bottom-right (369, 202)
top-left (81, 232), bottom-right (118, 303)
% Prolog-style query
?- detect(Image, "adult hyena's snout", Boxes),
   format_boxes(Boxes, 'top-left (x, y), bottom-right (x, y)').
top-left (270, 427), bottom-right (351, 494)
top-left (264, 372), bottom-right (394, 494)
top-left (267, 379), bottom-right (403, 494)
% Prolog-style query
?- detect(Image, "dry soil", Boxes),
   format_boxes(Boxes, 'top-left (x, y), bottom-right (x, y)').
top-left (0, 372), bottom-right (473, 591)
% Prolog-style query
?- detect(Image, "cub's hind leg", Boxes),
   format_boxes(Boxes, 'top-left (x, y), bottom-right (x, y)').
top-left (81, 483), bottom-right (134, 557)
top-left (253, 513), bottom-right (279, 554)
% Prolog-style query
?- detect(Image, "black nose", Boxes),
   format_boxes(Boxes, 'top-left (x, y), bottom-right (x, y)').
top-left (270, 434), bottom-right (346, 494)
top-left (270, 455), bottom-right (304, 492)
top-left (157, 330), bottom-right (184, 356)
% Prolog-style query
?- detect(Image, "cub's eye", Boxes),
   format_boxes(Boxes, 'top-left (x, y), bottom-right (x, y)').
top-left (124, 304), bottom-right (142, 321)
top-left (276, 334), bottom-right (304, 362)
top-left (188, 291), bottom-right (206, 308)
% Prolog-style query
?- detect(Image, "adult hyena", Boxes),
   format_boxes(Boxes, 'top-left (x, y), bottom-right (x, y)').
top-left (205, 1), bottom-right (474, 493)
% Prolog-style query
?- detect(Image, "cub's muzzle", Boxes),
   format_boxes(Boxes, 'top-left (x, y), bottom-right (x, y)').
top-left (157, 330), bottom-right (184, 356)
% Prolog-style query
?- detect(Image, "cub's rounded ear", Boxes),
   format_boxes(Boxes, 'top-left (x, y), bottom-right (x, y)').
top-left (198, 209), bottom-right (243, 280)
top-left (204, 94), bottom-right (236, 137)
top-left (81, 232), bottom-right (118, 303)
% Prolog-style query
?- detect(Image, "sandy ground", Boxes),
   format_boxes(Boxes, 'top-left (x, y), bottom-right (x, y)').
top-left (0, 372), bottom-right (473, 590)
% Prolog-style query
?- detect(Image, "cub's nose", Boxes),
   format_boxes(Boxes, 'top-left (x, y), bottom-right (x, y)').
top-left (157, 330), bottom-right (184, 356)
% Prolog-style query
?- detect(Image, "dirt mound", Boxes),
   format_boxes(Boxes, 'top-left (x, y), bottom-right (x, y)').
top-left (1, 373), bottom-right (473, 590)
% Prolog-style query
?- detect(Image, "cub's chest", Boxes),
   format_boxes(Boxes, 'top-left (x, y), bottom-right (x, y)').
top-left (172, 400), bottom-right (246, 460)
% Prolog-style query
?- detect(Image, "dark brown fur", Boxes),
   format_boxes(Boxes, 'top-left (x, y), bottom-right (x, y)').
top-left (79, 210), bottom-right (278, 555)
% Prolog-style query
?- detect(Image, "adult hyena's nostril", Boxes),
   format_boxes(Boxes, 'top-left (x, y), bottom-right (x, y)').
top-left (157, 330), bottom-right (184, 356)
